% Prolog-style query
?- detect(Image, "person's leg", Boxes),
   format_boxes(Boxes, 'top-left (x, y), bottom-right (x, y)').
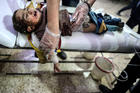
top-left (104, 18), bottom-right (121, 25)
top-left (111, 69), bottom-right (137, 93)
top-left (99, 54), bottom-right (140, 93)
top-left (126, 17), bottom-right (140, 34)
top-left (117, 4), bottom-right (132, 16)
top-left (111, 54), bottom-right (140, 93)
top-left (130, 80), bottom-right (140, 93)
top-left (126, 17), bottom-right (137, 29)
top-left (117, 0), bottom-right (135, 16)
top-left (99, 69), bottom-right (137, 93)
top-left (113, 54), bottom-right (140, 93)
top-left (106, 25), bottom-right (121, 31)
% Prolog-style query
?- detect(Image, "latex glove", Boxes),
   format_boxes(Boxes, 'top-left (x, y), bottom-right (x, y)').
top-left (47, 49), bottom-right (59, 63)
top-left (39, 27), bottom-right (60, 63)
top-left (71, 3), bottom-right (89, 31)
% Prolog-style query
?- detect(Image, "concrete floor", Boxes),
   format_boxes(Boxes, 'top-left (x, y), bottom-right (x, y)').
top-left (0, 0), bottom-right (136, 93)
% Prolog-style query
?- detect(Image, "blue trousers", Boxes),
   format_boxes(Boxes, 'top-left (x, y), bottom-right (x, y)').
top-left (106, 25), bottom-right (119, 31)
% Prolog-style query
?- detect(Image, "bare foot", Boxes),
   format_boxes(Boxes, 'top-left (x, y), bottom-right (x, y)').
top-left (54, 63), bottom-right (60, 72)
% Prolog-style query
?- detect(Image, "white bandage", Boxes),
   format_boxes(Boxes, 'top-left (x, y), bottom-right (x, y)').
top-left (50, 52), bottom-right (59, 63)
top-left (39, 27), bottom-right (60, 54)
top-left (45, 27), bottom-right (60, 38)
top-left (45, 51), bottom-right (59, 63)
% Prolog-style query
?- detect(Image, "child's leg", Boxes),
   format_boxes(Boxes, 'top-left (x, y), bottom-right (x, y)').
top-left (54, 63), bottom-right (60, 72)
top-left (106, 24), bottom-right (121, 31)
top-left (83, 23), bottom-right (96, 32)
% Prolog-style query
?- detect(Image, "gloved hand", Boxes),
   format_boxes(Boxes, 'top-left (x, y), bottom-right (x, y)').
top-left (39, 27), bottom-right (60, 63)
top-left (47, 49), bottom-right (59, 64)
top-left (71, 3), bottom-right (89, 31)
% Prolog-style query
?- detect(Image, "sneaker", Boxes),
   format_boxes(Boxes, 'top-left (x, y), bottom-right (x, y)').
top-left (117, 22), bottom-right (124, 32)
top-left (117, 22), bottom-right (124, 28)
top-left (57, 50), bottom-right (67, 60)
top-left (99, 84), bottom-right (112, 93)
top-left (117, 27), bottom-right (123, 32)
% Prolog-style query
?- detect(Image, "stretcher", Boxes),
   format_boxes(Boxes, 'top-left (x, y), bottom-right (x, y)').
top-left (0, 0), bottom-right (140, 75)
top-left (1, 0), bottom-right (140, 52)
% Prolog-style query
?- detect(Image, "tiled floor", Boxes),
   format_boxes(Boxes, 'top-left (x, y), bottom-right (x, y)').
top-left (0, 0), bottom-right (137, 93)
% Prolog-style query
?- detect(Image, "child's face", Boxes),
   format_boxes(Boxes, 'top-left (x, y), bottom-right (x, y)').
top-left (15, 8), bottom-right (42, 26)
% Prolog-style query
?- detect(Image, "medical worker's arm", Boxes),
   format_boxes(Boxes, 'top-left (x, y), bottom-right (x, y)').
top-left (39, 0), bottom-right (60, 64)
top-left (72, 0), bottom-right (96, 29)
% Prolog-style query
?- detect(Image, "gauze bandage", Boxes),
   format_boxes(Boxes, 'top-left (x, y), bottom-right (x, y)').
top-left (39, 27), bottom-right (60, 63)
top-left (45, 49), bottom-right (59, 63)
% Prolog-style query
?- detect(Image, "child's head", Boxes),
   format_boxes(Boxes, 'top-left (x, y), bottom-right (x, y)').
top-left (12, 8), bottom-right (42, 34)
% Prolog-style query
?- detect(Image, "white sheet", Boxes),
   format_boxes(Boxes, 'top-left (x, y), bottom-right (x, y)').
top-left (0, 0), bottom-right (25, 47)
top-left (61, 25), bottom-right (140, 52)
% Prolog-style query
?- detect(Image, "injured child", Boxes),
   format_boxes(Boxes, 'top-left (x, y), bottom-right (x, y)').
top-left (12, 3), bottom-right (62, 72)
top-left (12, 2), bottom-right (124, 72)
top-left (59, 9), bottom-right (124, 36)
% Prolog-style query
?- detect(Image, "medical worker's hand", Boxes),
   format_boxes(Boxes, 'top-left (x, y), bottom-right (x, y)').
top-left (71, 3), bottom-right (89, 29)
top-left (39, 27), bottom-right (60, 62)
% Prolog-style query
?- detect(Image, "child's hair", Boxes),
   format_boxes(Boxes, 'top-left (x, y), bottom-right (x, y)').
top-left (12, 10), bottom-right (30, 34)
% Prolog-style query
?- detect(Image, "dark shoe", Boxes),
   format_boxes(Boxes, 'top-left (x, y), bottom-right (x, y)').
top-left (116, 22), bottom-right (124, 32)
top-left (99, 84), bottom-right (111, 93)
top-left (117, 27), bottom-right (123, 32)
top-left (117, 22), bottom-right (124, 28)
top-left (57, 50), bottom-right (67, 60)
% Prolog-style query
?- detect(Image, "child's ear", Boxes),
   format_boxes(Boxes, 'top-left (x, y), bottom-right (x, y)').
top-left (27, 26), bottom-right (35, 32)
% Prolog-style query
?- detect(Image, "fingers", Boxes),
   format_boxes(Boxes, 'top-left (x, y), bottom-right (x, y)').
top-left (76, 15), bottom-right (83, 25)
top-left (72, 11), bottom-right (79, 22)
top-left (71, 14), bottom-right (79, 26)
top-left (72, 12), bottom-right (84, 26)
